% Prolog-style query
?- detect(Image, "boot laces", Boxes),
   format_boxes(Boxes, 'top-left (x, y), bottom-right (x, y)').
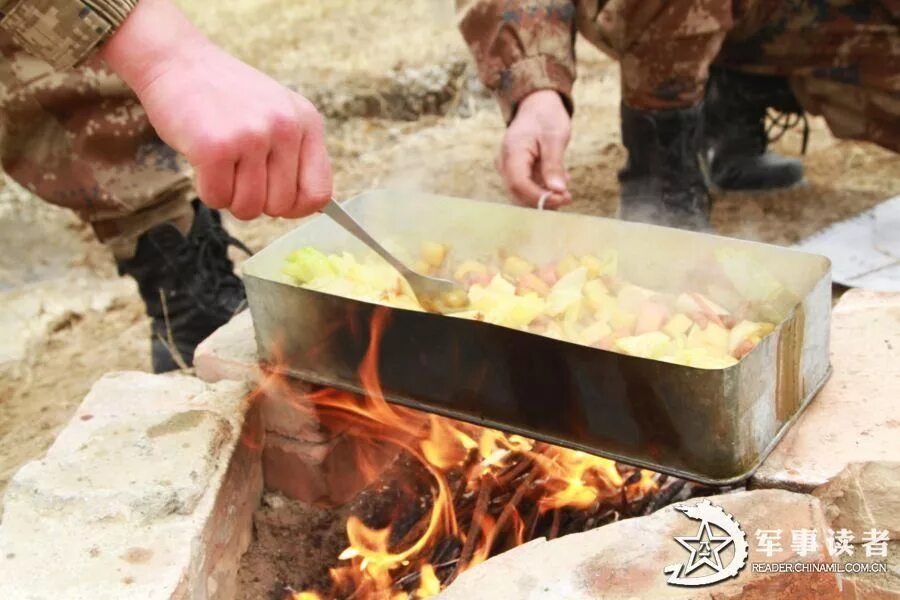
top-left (187, 221), bottom-right (252, 311)
top-left (765, 109), bottom-right (810, 154)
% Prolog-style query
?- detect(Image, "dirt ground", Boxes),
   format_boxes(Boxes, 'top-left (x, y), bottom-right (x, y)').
top-left (237, 492), bottom-right (351, 599)
top-left (1, 0), bottom-right (898, 498)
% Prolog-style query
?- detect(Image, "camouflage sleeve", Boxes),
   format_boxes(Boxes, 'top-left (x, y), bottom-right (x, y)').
top-left (0, 0), bottom-right (138, 70)
top-left (593, 0), bottom-right (732, 110)
top-left (457, 0), bottom-right (576, 123)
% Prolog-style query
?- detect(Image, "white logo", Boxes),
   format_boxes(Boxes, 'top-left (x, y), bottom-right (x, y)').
top-left (664, 499), bottom-right (749, 587)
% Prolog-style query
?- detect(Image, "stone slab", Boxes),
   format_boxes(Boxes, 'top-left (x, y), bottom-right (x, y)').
top-left (0, 371), bottom-right (261, 600)
top-left (814, 462), bottom-right (900, 541)
top-left (752, 289), bottom-right (900, 492)
top-left (440, 489), bottom-right (842, 600)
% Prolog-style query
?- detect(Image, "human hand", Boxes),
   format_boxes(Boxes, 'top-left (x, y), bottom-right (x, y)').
top-left (101, 0), bottom-right (332, 220)
top-left (498, 90), bottom-right (572, 209)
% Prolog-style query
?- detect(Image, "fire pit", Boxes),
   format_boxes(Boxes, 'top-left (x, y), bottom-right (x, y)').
top-left (236, 320), bottom-right (726, 599)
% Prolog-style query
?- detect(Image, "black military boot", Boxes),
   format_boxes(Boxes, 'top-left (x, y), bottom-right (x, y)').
top-left (704, 67), bottom-right (807, 191)
top-left (118, 200), bottom-right (250, 373)
top-left (618, 103), bottom-right (711, 231)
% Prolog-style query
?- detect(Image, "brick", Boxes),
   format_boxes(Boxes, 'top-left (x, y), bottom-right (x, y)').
top-left (193, 310), bottom-right (260, 384)
top-left (263, 432), bottom-right (399, 506)
top-left (255, 375), bottom-right (328, 442)
top-left (192, 310), bottom-right (329, 442)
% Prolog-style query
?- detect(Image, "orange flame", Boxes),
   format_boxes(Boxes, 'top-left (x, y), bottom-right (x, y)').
top-left (276, 306), bottom-right (660, 599)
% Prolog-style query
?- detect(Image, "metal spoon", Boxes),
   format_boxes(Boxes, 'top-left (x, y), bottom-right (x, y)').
top-left (322, 199), bottom-right (468, 314)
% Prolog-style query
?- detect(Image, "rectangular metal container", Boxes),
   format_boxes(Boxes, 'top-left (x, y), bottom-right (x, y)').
top-left (243, 190), bottom-right (832, 485)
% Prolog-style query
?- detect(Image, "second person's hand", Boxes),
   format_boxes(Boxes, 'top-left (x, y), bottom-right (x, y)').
top-left (499, 90), bottom-right (573, 209)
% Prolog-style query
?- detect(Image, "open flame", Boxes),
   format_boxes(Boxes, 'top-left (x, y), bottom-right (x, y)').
top-left (260, 307), bottom-right (660, 599)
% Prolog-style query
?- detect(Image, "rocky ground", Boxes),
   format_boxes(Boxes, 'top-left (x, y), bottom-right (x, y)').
top-left (1, 0), bottom-right (898, 494)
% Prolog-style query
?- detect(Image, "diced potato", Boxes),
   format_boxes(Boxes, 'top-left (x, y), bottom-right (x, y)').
top-left (728, 320), bottom-right (775, 358)
top-left (663, 313), bottom-right (693, 338)
top-left (528, 315), bottom-right (550, 334)
top-left (601, 274), bottom-right (622, 294)
top-left (454, 260), bottom-right (489, 282)
top-left (675, 292), bottom-right (729, 318)
top-left (591, 294), bottom-right (619, 324)
top-left (610, 308), bottom-right (637, 333)
top-left (617, 284), bottom-right (658, 313)
top-left (563, 300), bottom-right (583, 324)
top-left (555, 255), bottom-right (580, 278)
top-left (728, 320), bottom-right (763, 354)
top-left (421, 242), bottom-right (448, 268)
top-left (486, 294), bottom-right (545, 329)
top-left (669, 333), bottom-right (687, 351)
top-left (546, 267), bottom-right (588, 316)
top-left (465, 272), bottom-right (493, 287)
top-left (562, 301), bottom-right (584, 340)
top-left (635, 301), bottom-right (671, 335)
top-left (536, 264), bottom-right (559, 286)
top-left (685, 325), bottom-right (705, 350)
top-left (304, 276), bottom-right (356, 298)
top-left (468, 274), bottom-right (544, 329)
top-left (615, 332), bottom-right (671, 359)
top-left (413, 260), bottom-right (433, 275)
top-left (580, 250), bottom-right (617, 278)
top-left (689, 311), bottom-right (710, 329)
top-left (580, 255), bottom-right (602, 279)
top-left (703, 323), bottom-right (730, 356)
top-left (672, 348), bottom-right (738, 369)
top-left (579, 321), bottom-right (613, 346)
top-left (594, 337), bottom-right (615, 351)
top-left (583, 279), bottom-right (610, 310)
top-left (487, 273), bottom-right (516, 295)
top-left (758, 322), bottom-right (775, 336)
top-left (544, 321), bottom-right (564, 340)
top-left (517, 273), bottom-right (551, 296)
top-left (441, 289), bottom-right (468, 309)
top-left (503, 255), bottom-right (535, 279)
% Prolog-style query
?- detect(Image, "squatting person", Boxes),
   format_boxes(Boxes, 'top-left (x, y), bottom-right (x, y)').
top-left (0, 0), bottom-right (334, 371)
top-left (457, 0), bottom-right (899, 228)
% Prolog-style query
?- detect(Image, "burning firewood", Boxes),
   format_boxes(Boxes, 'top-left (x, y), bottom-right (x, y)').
top-left (273, 378), bottom-right (718, 600)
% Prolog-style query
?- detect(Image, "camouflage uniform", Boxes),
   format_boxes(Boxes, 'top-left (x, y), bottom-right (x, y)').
top-left (458, 0), bottom-right (899, 153)
top-left (0, 0), bottom-right (194, 258)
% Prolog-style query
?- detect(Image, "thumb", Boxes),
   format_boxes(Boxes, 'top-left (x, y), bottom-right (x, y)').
top-left (538, 132), bottom-right (569, 193)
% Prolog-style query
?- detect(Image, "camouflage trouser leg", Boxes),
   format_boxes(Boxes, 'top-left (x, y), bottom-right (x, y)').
top-left (0, 32), bottom-right (195, 259)
top-left (716, 0), bottom-right (900, 152)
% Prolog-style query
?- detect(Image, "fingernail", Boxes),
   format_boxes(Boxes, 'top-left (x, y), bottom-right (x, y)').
top-left (548, 176), bottom-right (567, 191)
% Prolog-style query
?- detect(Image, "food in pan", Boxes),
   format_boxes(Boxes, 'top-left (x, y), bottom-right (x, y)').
top-left (281, 244), bottom-right (778, 369)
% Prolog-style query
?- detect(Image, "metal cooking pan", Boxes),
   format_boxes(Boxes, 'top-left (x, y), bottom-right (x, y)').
top-left (243, 190), bottom-right (831, 485)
